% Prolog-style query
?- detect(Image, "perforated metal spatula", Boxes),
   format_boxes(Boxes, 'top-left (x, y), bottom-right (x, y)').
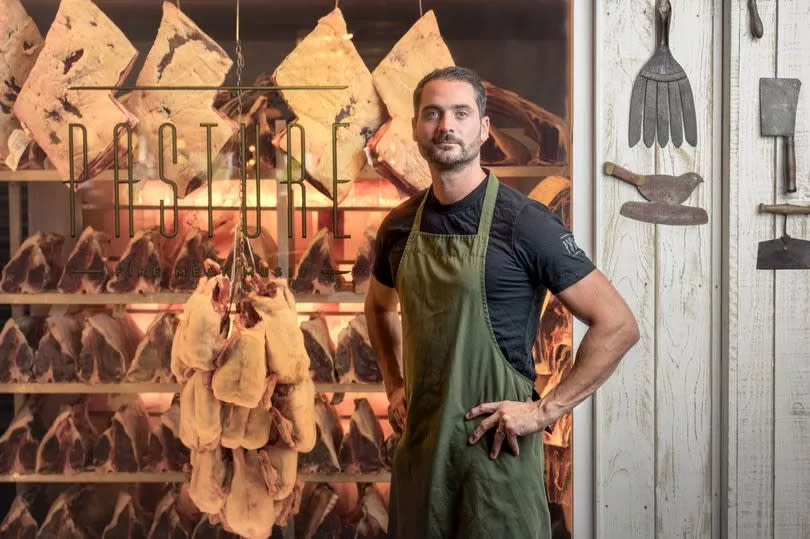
top-left (757, 203), bottom-right (810, 270)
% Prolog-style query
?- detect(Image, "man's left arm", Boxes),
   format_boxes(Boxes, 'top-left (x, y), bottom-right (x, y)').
top-left (467, 270), bottom-right (640, 459)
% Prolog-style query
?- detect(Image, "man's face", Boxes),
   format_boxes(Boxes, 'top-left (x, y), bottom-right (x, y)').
top-left (412, 79), bottom-right (489, 170)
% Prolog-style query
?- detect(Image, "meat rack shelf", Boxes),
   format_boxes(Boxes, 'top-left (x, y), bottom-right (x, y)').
top-left (0, 383), bottom-right (385, 394)
top-left (0, 291), bottom-right (366, 305)
top-left (0, 472), bottom-right (392, 483)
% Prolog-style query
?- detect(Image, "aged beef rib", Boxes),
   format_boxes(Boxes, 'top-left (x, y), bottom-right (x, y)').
top-left (78, 312), bottom-right (142, 383)
top-left (294, 483), bottom-right (340, 539)
top-left (335, 314), bottom-right (381, 383)
top-left (189, 447), bottom-right (228, 515)
top-left (221, 448), bottom-right (276, 538)
top-left (12, 0), bottom-right (138, 182)
top-left (32, 314), bottom-right (83, 383)
top-left (147, 488), bottom-right (192, 539)
top-left (125, 2), bottom-right (236, 197)
top-left (93, 397), bottom-right (150, 472)
top-left (126, 312), bottom-right (179, 383)
top-left (271, 379), bottom-right (316, 452)
top-left (343, 483), bottom-right (388, 538)
top-left (0, 0), bottom-right (44, 169)
top-left (169, 228), bottom-right (220, 292)
top-left (221, 404), bottom-right (271, 451)
top-left (57, 226), bottom-right (109, 293)
top-left (101, 491), bottom-right (146, 539)
top-left (0, 494), bottom-right (38, 538)
top-left (143, 400), bottom-right (189, 472)
top-left (301, 314), bottom-right (336, 383)
top-left (0, 232), bottom-right (64, 293)
top-left (0, 398), bottom-right (45, 473)
top-left (171, 273), bottom-right (230, 377)
top-left (211, 321), bottom-right (267, 408)
top-left (36, 488), bottom-right (87, 538)
top-left (299, 393), bottom-right (343, 473)
top-left (35, 400), bottom-right (97, 473)
top-left (291, 228), bottom-right (345, 295)
top-left (107, 229), bottom-right (170, 294)
top-left (272, 8), bottom-right (386, 201)
top-left (338, 398), bottom-right (385, 473)
top-left (351, 227), bottom-right (376, 295)
top-left (179, 371), bottom-right (222, 451)
top-left (0, 317), bottom-right (44, 383)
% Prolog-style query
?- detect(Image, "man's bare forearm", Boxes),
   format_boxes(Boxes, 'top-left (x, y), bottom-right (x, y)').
top-left (365, 306), bottom-right (404, 397)
top-left (535, 320), bottom-right (638, 423)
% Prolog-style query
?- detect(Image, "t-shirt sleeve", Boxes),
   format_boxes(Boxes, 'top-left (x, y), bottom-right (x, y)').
top-left (372, 215), bottom-right (396, 289)
top-left (513, 200), bottom-right (596, 294)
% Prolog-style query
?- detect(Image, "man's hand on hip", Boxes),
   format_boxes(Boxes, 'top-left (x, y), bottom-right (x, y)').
top-left (388, 386), bottom-right (407, 435)
top-left (465, 400), bottom-right (551, 459)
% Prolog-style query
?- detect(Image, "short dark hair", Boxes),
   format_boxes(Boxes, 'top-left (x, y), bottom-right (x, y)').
top-left (413, 66), bottom-right (487, 117)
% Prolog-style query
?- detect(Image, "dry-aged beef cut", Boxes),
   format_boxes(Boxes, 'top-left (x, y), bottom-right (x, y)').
top-left (0, 0), bottom-right (44, 168)
top-left (57, 226), bottom-right (110, 294)
top-left (188, 447), bottom-right (228, 515)
top-left (299, 393), bottom-right (343, 473)
top-left (342, 483), bottom-right (388, 539)
top-left (211, 321), bottom-right (267, 408)
top-left (148, 488), bottom-right (191, 539)
top-left (338, 398), bottom-right (385, 473)
top-left (169, 229), bottom-right (220, 292)
top-left (125, 2), bottom-right (236, 198)
top-left (0, 232), bottom-right (64, 293)
top-left (179, 371), bottom-right (222, 451)
top-left (36, 488), bottom-right (87, 539)
top-left (126, 312), bottom-right (179, 383)
top-left (335, 314), bottom-right (381, 383)
top-left (301, 314), bottom-right (336, 383)
top-left (12, 0), bottom-right (138, 182)
top-left (382, 433), bottom-right (399, 470)
top-left (351, 227), bottom-right (377, 295)
top-left (35, 400), bottom-right (97, 473)
top-left (0, 494), bottom-right (38, 538)
top-left (272, 8), bottom-right (386, 201)
top-left (32, 314), bottom-right (83, 383)
top-left (294, 483), bottom-right (340, 539)
top-left (221, 404), bottom-right (270, 451)
top-left (0, 398), bottom-right (45, 473)
top-left (291, 228), bottom-right (345, 295)
top-left (107, 229), bottom-right (170, 294)
top-left (101, 491), bottom-right (146, 539)
top-left (143, 400), bottom-right (189, 472)
top-left (77, 312), bottom-right (142, 383)
top-left (92, 398), bottom-right (150, 472)
top-left (271, 379), bottom-right (316, 453)
top-left (220, 448), bottom-right (276, 538)
top-left (0, 317), bottom-right (44, 383)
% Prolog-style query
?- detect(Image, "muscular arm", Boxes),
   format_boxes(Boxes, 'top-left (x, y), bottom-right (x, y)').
top-left (364, 276), bottom-right (404, 397)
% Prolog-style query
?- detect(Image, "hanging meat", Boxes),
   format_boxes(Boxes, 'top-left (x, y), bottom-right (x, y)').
top-left (77, 312), bottom-right (142, 383)
top-left (221, 404), bottom-right (271, 450)
top-left (0, 398), bottom-right (45, 473)
top-left (351, 227), bottom-right (377, 295)
top-left (338, 398), bottom-right (386, 473)
top-left (125, 2), bottom-right (237, 197)
top-left (92, 397), bottom-right (151, 472)
top-left (192, 515), bottom-right (239, 539)
top-left (219, 448), bottom-right (276, 538)
top-left (32, 313), bottom-right (84, 383)
top-left (272, 8), bottom-right (386, 201)
top-left (211, 319), bottom-right (268, 409)
top-left (35, 400), bottom-right (97, 473)
top-left (299, 393), bottom-right (343, 473)
top-left (270, 379), bottom-right (316, 453)
top-left (12, 0), bottom-right (138, 182)
top-left (335, 314), bottom-right (382, 383)
top-left (0, 232), bottom-right (64, 293)
top-left (0, 0), bottom-right (44, 169)
top-left (0, 316), bottom-right (45, 383)
top-left (188, 447), bottom-right (229, 515)
top-left (342, 483), bottom-right (389, 539)
top-left (179, 371), bottom-right (223, 451)
top-left (107, 228), bottom-right (172, 294)
top-left (57, 226), bottom-right (110, 294)
top-left (126, 312), bottom-right (180, 383)
top-left (368, 10), bottom-right (454, 194)
top-left (291, 227), bottom-right (345, 295)
top-left (301, 314), bottom-right (337, 383)
top-left (142, 400), bottom-right (189, 472)
top-left (169, 228), bottom-right (221, 292)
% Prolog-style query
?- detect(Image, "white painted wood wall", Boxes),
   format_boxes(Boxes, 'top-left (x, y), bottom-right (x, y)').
top-left (591, 0), bottom-right (809, 537)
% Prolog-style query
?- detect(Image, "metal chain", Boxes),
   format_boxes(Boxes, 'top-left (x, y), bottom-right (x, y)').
top-left (419, 0), bottom-right (423, 16)
top-left (228, 0), bottom-right (246, 309)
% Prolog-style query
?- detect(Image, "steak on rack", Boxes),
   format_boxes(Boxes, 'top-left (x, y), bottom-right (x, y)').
top-left (351, 227), bottom-right (377, 295)
top-left (169, 228), bottom-right (220, 292)
top-left (294, 483), bottom-right (340, 538)
top-left (35, 400), bottom-right (97, 473)
top-left (301, 314), bottom-right (336, 383)
top-left (0, 232), bottom-right (64, 293)
top-left (0, 316), bottom-right (44, 383)
top-left (142, 400), bottom-right (189, 472)
top-left (107, 229), bottom-right (170, 294)
top-left (147, 487), bottom-right (192, 539)
top-left (92, 397), bottom-right (151, 472)
top-left (77, 312), bottom-right (142, 383)
top-left (0, 494), bottom-right (39, 538)
top-left (32, 314), bottom-right (83, 383)
top-left (12, 0), bottom-right (139, 182)
top-left (335, 314), bottom-right (382, 383)
top-left (36, 488), bottom-right (87, 538)
top-left (0, 398), bottom-right (45, 473)
top-left (299, 393), bottom-right (343, 473)
top-left (338, 398), bottom-right (385, 473)
top-left (126, 312), bottom-right (179, 383)
top-left (57, 226), bottom-right (110, 294)
top-left (271, 379), bottom-right (316, 453)
top-left (101, 491), bottom-right (147, 539)
top-left (291, 227), bottom-right (345, 295)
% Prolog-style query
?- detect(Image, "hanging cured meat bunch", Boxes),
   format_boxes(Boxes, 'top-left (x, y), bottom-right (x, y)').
top-left (172, 265), bottom-right (314, 537)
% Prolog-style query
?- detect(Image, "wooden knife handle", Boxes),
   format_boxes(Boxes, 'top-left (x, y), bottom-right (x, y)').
top-left (603, 161), bottom-right (646, 187)
top-left (749, 0), bottom-right (764, 39)
top-left (759, 203), bottom-right (810, 215)
top-left (785, 136), bottom-right (797, 193)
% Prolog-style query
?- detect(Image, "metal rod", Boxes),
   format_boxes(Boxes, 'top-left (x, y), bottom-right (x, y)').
top-left (68, 85), bottom-right (348, 91)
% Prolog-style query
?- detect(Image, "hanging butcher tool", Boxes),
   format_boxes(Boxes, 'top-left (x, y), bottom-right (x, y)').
top-left (603, 161), bottom-right (708, 225)
top-left (748, 0), bottom-right (763, 39)
top-left (757, 203), bottom-right (810, 270)
top-left (760, 78), bottom-right (801, 193)
top-left (628, 0), bottom-right (697, 148)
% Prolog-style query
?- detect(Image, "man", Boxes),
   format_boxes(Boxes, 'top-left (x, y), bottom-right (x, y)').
top-left (364, 66), bottom-right (639, 538)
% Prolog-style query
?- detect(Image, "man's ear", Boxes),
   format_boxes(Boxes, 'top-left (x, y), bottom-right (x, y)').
top-left (481, 115), bottom-right (490, 141)
top-left (412, 116), bottom-right (417, 142)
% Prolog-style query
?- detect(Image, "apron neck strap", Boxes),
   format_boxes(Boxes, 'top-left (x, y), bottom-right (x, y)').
top-left (411, 171), bottom-right (499, 236)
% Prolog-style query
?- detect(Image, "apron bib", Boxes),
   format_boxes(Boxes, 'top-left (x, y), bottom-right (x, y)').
top-left (389, 173), bottom-right (551, 538)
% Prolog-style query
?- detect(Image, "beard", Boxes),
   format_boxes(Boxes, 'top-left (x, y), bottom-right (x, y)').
top-left (418, 131), bottom-right (482, 170)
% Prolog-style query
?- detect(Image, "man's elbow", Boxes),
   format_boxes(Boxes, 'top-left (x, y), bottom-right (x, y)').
top-left (619, 314), bottom-right (640, 352)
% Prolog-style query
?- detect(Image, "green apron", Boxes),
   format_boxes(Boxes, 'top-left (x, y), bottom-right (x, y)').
top-left (389, 173), bottom-right (551, 538)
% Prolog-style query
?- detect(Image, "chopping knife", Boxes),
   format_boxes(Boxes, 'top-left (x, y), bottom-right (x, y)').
top-left (603, 161), bottom-right (703, 204)
top-left (757, 203), bottom-right (810, 270)
top-left (760, 78), bottom-right (801, 193)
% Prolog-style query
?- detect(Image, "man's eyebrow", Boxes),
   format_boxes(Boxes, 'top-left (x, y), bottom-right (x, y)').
top-left (422, 104), bottom-right (474, 111)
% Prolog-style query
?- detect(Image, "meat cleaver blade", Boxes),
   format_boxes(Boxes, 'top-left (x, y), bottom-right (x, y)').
top-left (757, 235), bottom-right (810, 270)
top-left (620, 201), bottom-right (708, 226)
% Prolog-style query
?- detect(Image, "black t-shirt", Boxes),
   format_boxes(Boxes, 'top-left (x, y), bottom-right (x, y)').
top-left (373, 175), bottom-right (596, 382)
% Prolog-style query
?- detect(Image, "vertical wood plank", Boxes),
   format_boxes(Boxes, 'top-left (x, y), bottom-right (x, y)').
top-left (726, 0), bottom-right (777, 536)
top-left (653, 0), bottom-right (716, 535)
top-left (595, 1), bottom-right (656, 537)
top-left (774, 1), bottom-right (810, 536)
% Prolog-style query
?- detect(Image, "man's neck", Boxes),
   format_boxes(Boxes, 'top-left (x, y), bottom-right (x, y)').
top-left (430, 162), bottom-right (488, 205)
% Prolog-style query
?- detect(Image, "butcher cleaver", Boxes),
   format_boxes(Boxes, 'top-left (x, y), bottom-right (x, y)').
top-left (760, 78), bottom-right (801, 193)
top-left (757, 203), bottom-right (810, 270)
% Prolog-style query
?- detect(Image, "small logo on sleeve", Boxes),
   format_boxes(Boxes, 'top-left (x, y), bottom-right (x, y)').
top-left (560, 233), bottom-right (584, 257)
